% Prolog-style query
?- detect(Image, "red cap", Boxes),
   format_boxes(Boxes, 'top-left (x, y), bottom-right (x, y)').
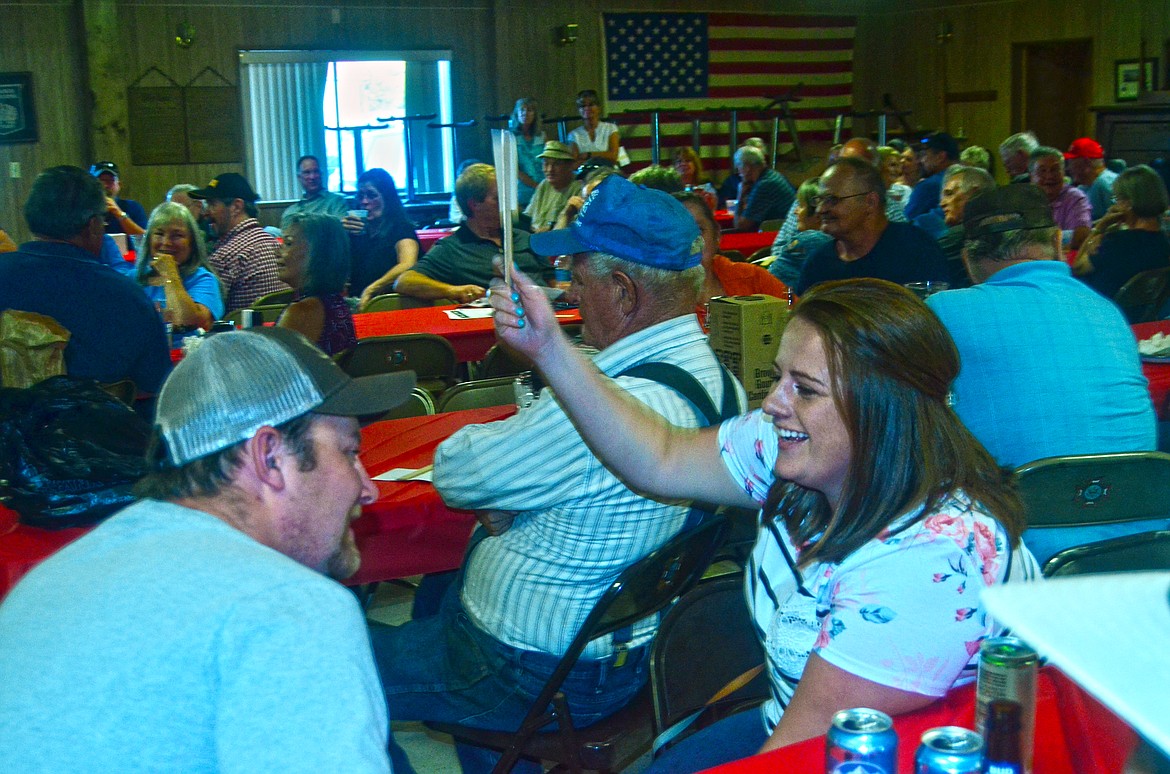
top-left (1064, 138), bottom-right (1104, 160)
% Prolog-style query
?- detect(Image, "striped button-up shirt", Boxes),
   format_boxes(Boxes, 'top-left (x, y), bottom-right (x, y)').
top-left (435, 314), bottom-right (745, 659)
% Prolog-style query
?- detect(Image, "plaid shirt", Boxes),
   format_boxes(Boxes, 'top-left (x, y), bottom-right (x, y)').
top-left (208, 218), bottom-right (287, 312)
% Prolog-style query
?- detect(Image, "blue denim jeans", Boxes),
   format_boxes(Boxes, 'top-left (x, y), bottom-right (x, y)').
top-left (645, 705), bottom-right (769, 774)
top-left (369, 588), bottom-right (650, 774)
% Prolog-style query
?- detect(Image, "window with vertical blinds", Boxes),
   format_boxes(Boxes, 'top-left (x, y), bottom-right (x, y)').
top-left (240, 50), bottom-right (453, 202)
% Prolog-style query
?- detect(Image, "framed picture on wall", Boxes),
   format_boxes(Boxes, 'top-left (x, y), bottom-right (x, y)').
top-left (1115, 59), bottom-right (1157, 101)
top-left (0, 72), bottom-right (38, 144)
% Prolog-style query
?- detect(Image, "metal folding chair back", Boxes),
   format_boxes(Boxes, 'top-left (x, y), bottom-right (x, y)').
top-left (437, 377), bottom-right (516, 412)
top-left (362, 293), bottom-right (434, 313)
top-left (429, 516), bottom-right (729, 773)
top-left (334, 333), bottom-right (457, 394)
top-left (479, 342), bottom-right (535, 379)
top-left (253, 288), bottom-right (295, 307)
top-left (1044, 530), bottom-right (1170, 577)
top-left (376, 387), bottom-right (435, 421)
top-left (1014, 451), bottom-right (1170, 529)
top-left (649, 575), bottom-right (767, 752)
top-left (1112, 266), bottom-right (1170, 324)
top-left (1015, 452), bottom-right (1170, 576)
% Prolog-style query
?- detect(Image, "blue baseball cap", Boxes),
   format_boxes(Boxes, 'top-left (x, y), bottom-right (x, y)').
top-left (529, 175), bottom-right (702, 271)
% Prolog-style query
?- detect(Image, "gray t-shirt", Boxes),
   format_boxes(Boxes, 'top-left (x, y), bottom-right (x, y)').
top-left (0, 500), bottom-right (391, 773)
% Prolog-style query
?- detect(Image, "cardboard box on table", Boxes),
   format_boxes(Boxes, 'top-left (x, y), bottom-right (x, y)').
top-left (707, 295), bottom-right (790, 409)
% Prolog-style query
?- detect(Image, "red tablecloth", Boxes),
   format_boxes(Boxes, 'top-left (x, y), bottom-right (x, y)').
top-left (1133, 320), bottom-right (1170, 421)
top-left (0, 508), bottom-right (88, 601)
top-left (718, 231), bottom-right (777, 257)
top-left (713, 210), bottom-right (735, 229)
top-left (353, 306), bottom-right (582, 363)
top-left (706, 667), bottom-right (1134, 774)
top-left (0, 406), bottom-right (515, 599)
top-left (348, 405), bottom-right (515, 585)
top-left (417, 227), bottom-right (457, 253)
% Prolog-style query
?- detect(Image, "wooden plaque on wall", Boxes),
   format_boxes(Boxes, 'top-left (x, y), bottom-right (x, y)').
top-left (0, 72), bottom-right (38, 144)
top-left (128, 86), bottom-right (188, 164)
top-left (184, 86), bottom-right (242, 164)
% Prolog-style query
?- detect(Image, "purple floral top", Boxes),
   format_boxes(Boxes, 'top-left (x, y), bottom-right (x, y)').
top-left (312, 292), bottom-right (356, 356)
top-left (716, 410), bottom-right (1041, 733)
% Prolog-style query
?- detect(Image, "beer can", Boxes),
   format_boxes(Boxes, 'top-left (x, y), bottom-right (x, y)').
top-left (241, 308), bottom-right (255, 329)
top-left (826, 707), bottom-right (897, 774)
top-left (915, 726), bottom-right (983, 774)
top-left (975, 637), bottom-right (1037, 774)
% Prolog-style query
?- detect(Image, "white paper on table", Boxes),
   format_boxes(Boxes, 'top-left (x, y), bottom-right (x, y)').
top-left (445, 308), bottom-right (495, 320)
top-left (374, 467), bottom-right (434, 482)
top-left (1139, 332), bottom-right (1170, 356)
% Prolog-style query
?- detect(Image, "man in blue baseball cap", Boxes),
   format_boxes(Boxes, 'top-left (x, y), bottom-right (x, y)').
top-left (369, 173), bottom-right (745, 774)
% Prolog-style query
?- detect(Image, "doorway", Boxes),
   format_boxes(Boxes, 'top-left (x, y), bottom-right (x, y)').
top-left (1011, 39), bottom-right (1093, 150)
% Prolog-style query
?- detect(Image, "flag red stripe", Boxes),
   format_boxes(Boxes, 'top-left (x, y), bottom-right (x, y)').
top-left (708, 84), bottom-right (852, 99)
top-left (610, 106), bottom-right (854, 124)
top-left (710, 61), bottom-right (854, 76)
top-left (709, 37), bottom-right (854, 53)
top-left (622, 127), bottom-right (843, 151)
top-left (709, 13), bottom-right (857, 28)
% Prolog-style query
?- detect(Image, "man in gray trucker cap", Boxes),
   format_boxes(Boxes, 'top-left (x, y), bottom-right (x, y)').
top-left (0, 327), bottom-right (412, 773)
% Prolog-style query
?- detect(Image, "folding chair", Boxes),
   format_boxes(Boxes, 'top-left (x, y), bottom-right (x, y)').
top-left (1013, 452), bottom-right (1170, 576)
top-left (362, 293), bottom-right (434, 313)
top-left (649, 575), bottom-right (767, 757)
top-left (758, 218), bottom-right (785, 232)
top-left (428, 516), bottom-right (730, 773)
top-left (479, 342), bottom-right (535, 379)
top-left (253, 288), bottom-right (295, 307)
top-left (376, 387), bottom-right (435, 421)
top-left (1044, 530), bottom-right (1170, 577)
top-left (1112, 266), bottom-right (1170, 324)
top-left (476, 325), bottom-right (585, 380)
top-left (437, 376), bottom-right (516, 412)
top-left (334, 333), bottom-right (458, 396)
top-left (748, 247), bottom-right (773, 265)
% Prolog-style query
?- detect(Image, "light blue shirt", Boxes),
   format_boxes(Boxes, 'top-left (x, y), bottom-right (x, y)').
top-left (515, 131), bottom-right (546, 207)
top-left (927, 260), bottom-right (1160, 565)
top-left (1081, 168), bottom-right (1118, 221)
top-left (141, 265), bottom-right (226, 324)
top-left (0, 500), bottom-right (391, 773)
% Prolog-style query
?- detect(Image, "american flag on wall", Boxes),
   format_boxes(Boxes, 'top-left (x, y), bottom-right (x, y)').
top-left (602, 12), bottom-right (856, 172)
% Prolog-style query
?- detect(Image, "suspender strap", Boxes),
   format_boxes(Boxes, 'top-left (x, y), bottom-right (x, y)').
top-left (616, 362), bottom-right (740, 427)
top-left (615, 361), bottom-right (742, 532)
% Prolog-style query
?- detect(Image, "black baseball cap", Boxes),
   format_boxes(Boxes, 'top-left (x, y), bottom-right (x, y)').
top-left (963, 184), bottom-right (1055, 241)
top-left (189, 172), bottom-right (260, 203)
top-left (89, 161), bottom-right (119, 178)
top-left (920, 132), bottom-right (960, 160)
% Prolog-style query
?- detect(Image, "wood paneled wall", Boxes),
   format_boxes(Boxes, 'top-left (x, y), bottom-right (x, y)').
top-left (862, 0), bottom-right (1170, 182)
top-left (2, 0), bottom-right (1168, 242)
top-left (0, 0), bottom-right (89, 243)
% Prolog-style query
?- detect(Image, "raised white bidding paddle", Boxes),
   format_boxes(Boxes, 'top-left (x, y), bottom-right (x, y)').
top-left (491, 129), bottom-right (518, 287)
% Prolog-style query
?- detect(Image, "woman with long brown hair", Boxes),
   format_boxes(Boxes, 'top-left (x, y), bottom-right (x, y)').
top-left (489, 275), bottom-right (1039, 772)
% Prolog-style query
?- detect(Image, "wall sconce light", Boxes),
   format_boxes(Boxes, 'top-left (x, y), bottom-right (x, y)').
top-left (557, 23), bottom-right (578, 46)
top-left (175, 22), bottom-right (196, 48)
top-left (935, 21), bottom-right (953, 46)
